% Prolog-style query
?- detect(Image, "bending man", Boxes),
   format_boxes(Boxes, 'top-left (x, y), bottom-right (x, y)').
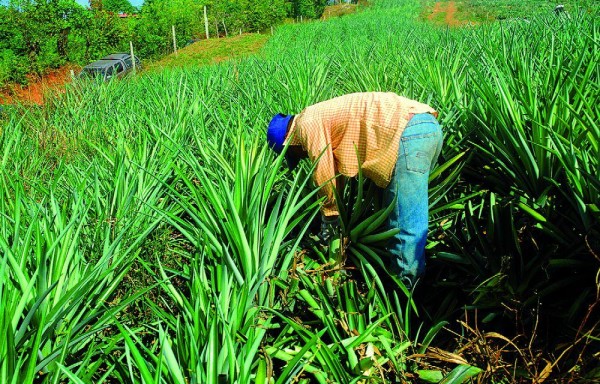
top-left (267, 92), bottom-right (443, 288)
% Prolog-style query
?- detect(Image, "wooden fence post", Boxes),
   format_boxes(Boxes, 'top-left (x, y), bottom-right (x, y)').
top-left (130, 41), bottom-right (136, 73)
top-left (204, 6), bottom-right (209, 39)
top-left (172, 25), bottom-right (178, 55)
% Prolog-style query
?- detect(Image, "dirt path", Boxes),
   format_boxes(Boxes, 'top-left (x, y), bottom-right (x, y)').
top-left (428, 1), bottom-right (465, 27)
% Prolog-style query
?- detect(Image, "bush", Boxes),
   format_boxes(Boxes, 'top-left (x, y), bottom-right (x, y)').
top-left (33, 38), bottom-right (66, 74)
top-left (0, 49), bottom-right (29, 86)
top-left (290, 0), bottom-right (328, 18)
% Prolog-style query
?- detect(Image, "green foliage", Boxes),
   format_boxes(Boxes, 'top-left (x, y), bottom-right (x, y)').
top-left (16, 0), bottom-right (88, 70)
top-left (132, 0), bottom-right (204, 57)
top-left (0, 1), bottom-right (86, 80)
top-left (0, 0), bottom-right (599, 383)
top-left (0, 123), bottom-right (173, 383)
top-left (0, 0), bottom-right (289, 87)
top-left (0, 0), bottom-right (130, 82)
top-left (289, 0), bottom-right (328, 18)
top-left (145, 33), bottom-right (269, 71)
top-left (243, 0), bottom-right (288, 31)
top-left (421, 15), bottom-right (600, 332)
top-left (462, 0), bottom-right (599, 20)
top-left (0, 49), bottom-right (29, 85)
top-left (102, 0), bottom-right (136, 13)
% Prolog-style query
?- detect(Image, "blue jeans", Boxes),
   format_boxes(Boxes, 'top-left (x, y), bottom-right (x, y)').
top-left (383, 113), bottom-right (443, 288)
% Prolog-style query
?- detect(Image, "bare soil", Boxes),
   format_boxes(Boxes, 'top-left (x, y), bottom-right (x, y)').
top-left (428, 1), bottom-right (468, 27)
top-left (0, 64), bottom-right (80, 105)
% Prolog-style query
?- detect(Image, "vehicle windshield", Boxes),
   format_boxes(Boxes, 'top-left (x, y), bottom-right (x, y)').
top-left (80, 67), bottom-right (105, 78)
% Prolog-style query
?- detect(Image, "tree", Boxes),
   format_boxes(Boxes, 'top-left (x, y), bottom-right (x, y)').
top-left (206, 0), bottom-right (287, 35)
top-left (289, 0), bottom-right (327, 19)
top-left (89, 0), bottom-right (103, 10)
top-left (15, 0), bottom-right (87, 71)
top-left (244, 0), bottom-right (287, 31)
top-left (0, 0), bottom-right (136, 85)
top-left (78, 5), bottom-right (129, 60)
top-left (131, 0), bottom-right (202, 56)
top-left (103, 0), bottom-right (135, 14)
top-left (0, 5), bottom-right (29, 84)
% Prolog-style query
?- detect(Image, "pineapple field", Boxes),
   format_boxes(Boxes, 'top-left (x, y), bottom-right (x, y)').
top-left (0, 0), bottom-right (598, 382)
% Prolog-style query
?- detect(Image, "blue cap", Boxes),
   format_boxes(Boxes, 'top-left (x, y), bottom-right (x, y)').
top-left (267, 114), bottom-right (300, 170)
top-left (267, 114), bottom-right (293, 154)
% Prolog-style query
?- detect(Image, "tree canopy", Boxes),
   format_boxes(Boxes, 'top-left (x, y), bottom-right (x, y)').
top-left (102, 0), bottom-right (137, 14)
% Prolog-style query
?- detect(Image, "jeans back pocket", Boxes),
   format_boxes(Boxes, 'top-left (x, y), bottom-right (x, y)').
top-left (401, 132), bottom-right (440, 174)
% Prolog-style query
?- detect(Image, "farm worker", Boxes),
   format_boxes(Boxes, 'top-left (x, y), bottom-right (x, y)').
top-left (266, 92), bottom-right (443, 288)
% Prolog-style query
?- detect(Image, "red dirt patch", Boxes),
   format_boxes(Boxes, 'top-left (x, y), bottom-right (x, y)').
top-left (428, 1), bottom-right (466, 27)
top-left (0, 64), bottom-right (80, 105)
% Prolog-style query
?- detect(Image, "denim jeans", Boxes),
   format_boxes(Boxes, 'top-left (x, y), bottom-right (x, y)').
top-left (383, 113), bottom-right (443, 288)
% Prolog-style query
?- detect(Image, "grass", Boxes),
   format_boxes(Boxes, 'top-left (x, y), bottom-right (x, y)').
top-left (421, 0), bottom-right (600, 24)
top-left (145, 1), bottom-right (372, 72)
top-left (1, 0), bottom-right (598, 382)
top-left (465, 0), bottom-right (600, 19)
top-left (144, 33), bottom-right (271, 72)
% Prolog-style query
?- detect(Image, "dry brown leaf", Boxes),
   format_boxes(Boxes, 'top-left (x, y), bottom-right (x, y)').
top-left (483, 332), bottom-right (516, 345)
top-left (536, 359), bottom-right (553, 383)
top-left (484, 332), bottom-right (527, 359)
top-left (371, 344), bottom-right (382, 356)
top-left (426, 347), bottom-right (469, 365)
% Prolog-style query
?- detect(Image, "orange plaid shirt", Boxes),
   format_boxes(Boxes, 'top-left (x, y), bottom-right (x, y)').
top-left (286, 92), bottom-right (437, 216)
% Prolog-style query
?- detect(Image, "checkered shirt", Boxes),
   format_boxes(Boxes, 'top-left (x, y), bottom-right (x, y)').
top-left (286, 92), bottom-right (437, 216)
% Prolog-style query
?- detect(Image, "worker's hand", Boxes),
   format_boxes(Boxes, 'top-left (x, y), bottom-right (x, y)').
top-left (318, 214), bottom-right (340, 244)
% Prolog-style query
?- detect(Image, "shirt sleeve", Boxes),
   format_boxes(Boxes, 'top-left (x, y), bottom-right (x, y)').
top-left (299, 120), bottom-right (340, 217)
